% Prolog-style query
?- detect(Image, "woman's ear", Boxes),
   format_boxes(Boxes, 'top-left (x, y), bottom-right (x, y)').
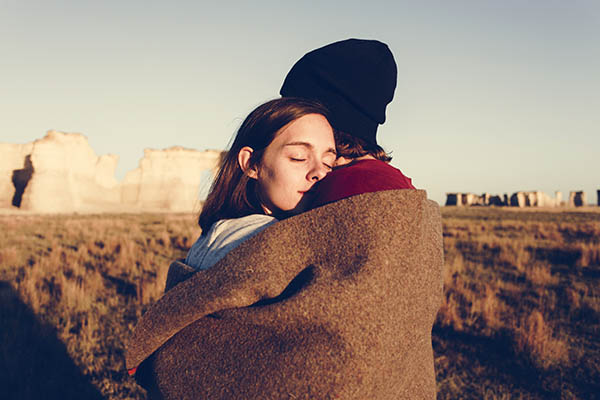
top-left (238, 146), bottom-right (258, 179)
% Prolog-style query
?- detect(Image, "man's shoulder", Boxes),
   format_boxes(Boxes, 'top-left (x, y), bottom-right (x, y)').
top-left (327, 159), bottom-right (413, 186)
top-left (340, 159), bottom-right (399, 174)
top-left (311, 159), bottom-right (415, 207)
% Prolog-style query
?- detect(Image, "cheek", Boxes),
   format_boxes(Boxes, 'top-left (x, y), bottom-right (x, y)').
top-left (260, 163), bottom-right (285, 190)
top-left (263, 160), bottom-right (299, 186)
top-left (258, 165), bottom-right (287, 199)
top-left (258, 167), bottom-right (302, 209)
top-left (268, 170), bottom-right (296, 198)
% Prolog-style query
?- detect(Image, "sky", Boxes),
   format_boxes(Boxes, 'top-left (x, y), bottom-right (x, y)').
top-left (1, 0), bottom-right (599, 205)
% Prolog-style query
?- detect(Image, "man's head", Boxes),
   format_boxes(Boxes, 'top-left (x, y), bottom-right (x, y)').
top-left (280, 38), bottom-right (397, 162)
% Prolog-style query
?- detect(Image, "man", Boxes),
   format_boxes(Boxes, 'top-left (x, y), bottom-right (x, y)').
top-left (280, 38), bottom-right (415, 208)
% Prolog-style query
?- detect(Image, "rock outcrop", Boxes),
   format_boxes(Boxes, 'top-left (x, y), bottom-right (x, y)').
top-left (445, 193), bottom-right (460, 206)
top-left (510, 191), bottom-right (559, 207)
top-left (18, 131), bottom-right (121, 213)
top-left (1, 131), bottom-right (223, 213)
top-left (446, 191), bottom-right (562, 207)
top-left (121, 147), bottom-right (222, 212)
top-left (569, 191), bottom-right (586, 207)
top-left (0, 143), bottom-right (33, 208)
top-left (445, 192), bottom-right (509, 207)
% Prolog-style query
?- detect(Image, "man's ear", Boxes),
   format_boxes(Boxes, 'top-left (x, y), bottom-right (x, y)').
top-left (238, 146), bottom-right (258, 179)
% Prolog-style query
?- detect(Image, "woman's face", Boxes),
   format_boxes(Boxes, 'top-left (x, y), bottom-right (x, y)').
top-left (253, 113), bottom-right (336, 217)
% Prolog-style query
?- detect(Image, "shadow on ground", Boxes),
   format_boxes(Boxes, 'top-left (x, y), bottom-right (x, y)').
top-left (433, 324), bottom-right (600, 400)
top-left (0, 281), bottom-right (104, 400)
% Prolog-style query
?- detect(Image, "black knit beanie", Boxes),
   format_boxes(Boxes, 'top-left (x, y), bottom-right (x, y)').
top-left (280, 38), bottom-right (397, 145)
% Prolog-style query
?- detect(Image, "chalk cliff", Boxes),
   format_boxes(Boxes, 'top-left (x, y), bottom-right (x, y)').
top-left (446, 191), bottom-right (563, 208)
top-left (18, 131), bottom-right (120, 213)
top-left (1, 131), bottom-right (223, 213)
top-left (121, 147), bottom-right (222, 212)
top-left (0, 142), bottom-right (34, 208)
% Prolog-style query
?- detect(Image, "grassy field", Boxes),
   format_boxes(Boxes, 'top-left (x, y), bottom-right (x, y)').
top-left (436, 207), bottom-right (600, 399)
top-left (0, 207), bottom-right (599, 399)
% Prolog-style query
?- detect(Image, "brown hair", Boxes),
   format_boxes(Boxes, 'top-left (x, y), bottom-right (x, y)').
top-left (334, 130), bottom-right (392, 162)
top-left (199, 97), bottom-right (330, 233)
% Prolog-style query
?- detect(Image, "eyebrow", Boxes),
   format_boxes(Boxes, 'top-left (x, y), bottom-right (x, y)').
top-left (284, 141), bottom-right (337, 155)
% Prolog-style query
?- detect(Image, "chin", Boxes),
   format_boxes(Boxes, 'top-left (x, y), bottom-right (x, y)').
top-left (275, 203), bottom-right (305, 219)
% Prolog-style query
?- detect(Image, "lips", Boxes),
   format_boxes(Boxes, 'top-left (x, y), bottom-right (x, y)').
top-left (298, 187), bottom-right (315, 195)
top-left (299, 191), bottom-right (317, 200)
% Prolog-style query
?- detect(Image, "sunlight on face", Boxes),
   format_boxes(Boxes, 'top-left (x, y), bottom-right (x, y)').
top-left (255, 114), bottom-right (335, 217)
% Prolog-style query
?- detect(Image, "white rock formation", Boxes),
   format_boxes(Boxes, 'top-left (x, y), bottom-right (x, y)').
top-left (445, 192), bottom-right (508, 207)
top-left (0, 142), bottom-right (33, 208)
top-left (569, 191), bottom-right (586, 207)
top-left (447, 191), bottom-right (561, 208)
top-left (445, 193), bottom-right (461, 206)
top-left (1, 131), bottom-right (223, 213)
top-left (121, 147), bottom-right (222, 212)
top-left (510, 192), bottom-right (526, 207)
top-left (18, 131), bottom-right (120, 212)
top-left (446, 193), bottom-right (479, 206)
top-left (510, 191), bottom-right (559, 207)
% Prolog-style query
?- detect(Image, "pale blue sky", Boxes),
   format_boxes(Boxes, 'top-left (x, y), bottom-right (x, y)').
top-left (2, 0), bottom-right (598, 204)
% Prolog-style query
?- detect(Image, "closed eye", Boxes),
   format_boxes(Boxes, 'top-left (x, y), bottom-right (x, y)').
top-left (290, 157), bottom-right (306, 162)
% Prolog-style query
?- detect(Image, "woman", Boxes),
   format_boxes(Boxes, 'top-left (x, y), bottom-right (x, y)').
top-left (127, 190), bottom-right (444, 400)
top-left (126, 101), bottom-right (443, 400)
top-left (185, 97), bottom-right (336, 271)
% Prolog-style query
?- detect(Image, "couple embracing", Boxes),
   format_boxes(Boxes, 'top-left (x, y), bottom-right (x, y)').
top-left (126, 39), bottom-right (443, 400)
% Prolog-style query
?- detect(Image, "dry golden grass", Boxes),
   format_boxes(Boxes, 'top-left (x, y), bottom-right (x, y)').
top-left (513, 310), bottom-right (569, 369)
top-left (0, 213), bottom-right (199, 399)
top-left (435, 207), bottom-right (600, 399)
top-left (1, 207), bottom-right (599, 399)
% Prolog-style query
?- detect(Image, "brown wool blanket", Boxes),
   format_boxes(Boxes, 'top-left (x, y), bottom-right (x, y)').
top-left (126, 190), bottom-right (443, 399)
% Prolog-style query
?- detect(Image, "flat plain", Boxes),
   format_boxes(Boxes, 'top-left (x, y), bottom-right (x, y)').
top-left (436, 206), bottom-right (600, 399)
top-left (0, 207), bottom-right (598, 399)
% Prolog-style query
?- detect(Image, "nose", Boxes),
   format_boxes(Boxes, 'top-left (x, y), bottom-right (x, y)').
top-left (308, 161), bottom-right (329, 182)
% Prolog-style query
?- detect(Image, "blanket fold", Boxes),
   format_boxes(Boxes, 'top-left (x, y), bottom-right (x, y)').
top-left (126, 189), bottom-right (443, 399)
